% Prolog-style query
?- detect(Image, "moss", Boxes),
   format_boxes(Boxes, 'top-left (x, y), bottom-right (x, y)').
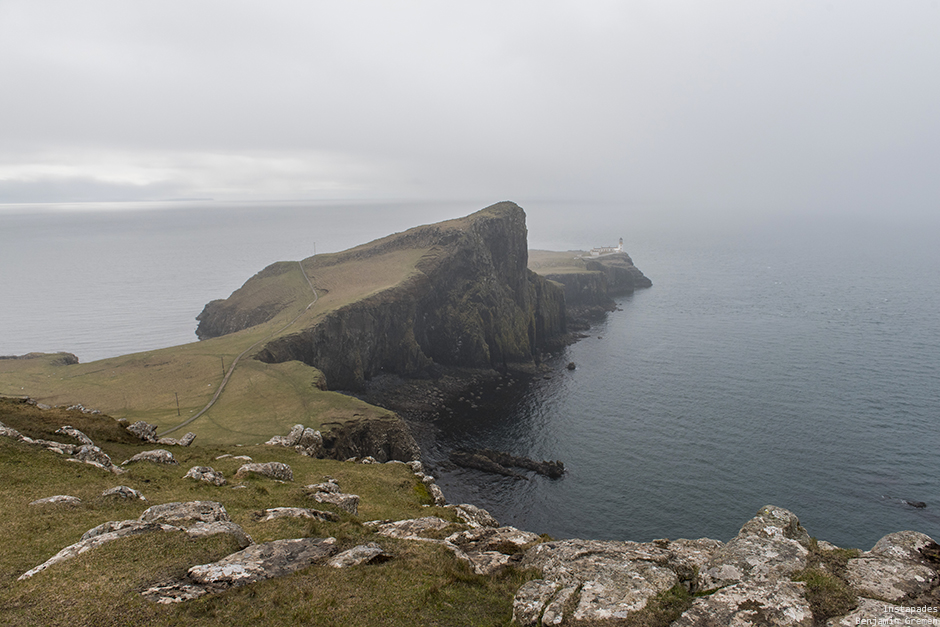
top-left (791, 538), bottom-right (859, 622)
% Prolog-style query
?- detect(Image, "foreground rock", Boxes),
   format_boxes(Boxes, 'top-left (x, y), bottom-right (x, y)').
top-left (327, 543), bottom-right (387, 568)
top-left (142, 537), bottom-right (337, 603)
top-left (305, 478), bottom-right (359, 515)
top-left (510, 505), bottom-right (940, 626)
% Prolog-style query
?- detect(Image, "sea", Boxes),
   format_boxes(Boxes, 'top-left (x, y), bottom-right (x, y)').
top-left (2, 200), bottom-right (939, 550)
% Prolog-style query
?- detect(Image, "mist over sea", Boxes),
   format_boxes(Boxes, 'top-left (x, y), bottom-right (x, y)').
top-left (2, 200), bottom-right (939, 549)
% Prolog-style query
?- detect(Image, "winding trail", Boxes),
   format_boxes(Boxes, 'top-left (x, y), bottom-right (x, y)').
top-left (158, 261), bottom-right (318, 437)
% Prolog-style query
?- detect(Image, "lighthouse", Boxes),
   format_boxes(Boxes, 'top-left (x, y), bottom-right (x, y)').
top-left (618, 237), bottom-right (623, 252)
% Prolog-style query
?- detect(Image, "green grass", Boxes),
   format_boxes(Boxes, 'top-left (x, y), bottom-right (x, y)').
top-left (0, 400), bottom-right (538, 627)
top-left (791, 538), bottom-right (860, 623)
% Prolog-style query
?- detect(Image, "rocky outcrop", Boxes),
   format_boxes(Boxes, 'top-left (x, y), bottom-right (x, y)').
top-left (256, 507), bottom-right (338, 523)
top-left (198, 203), bottom-right (567, 390)
top-left (101, 486), bottom-right (147, 500)
top-left (305, 478), bottom-right (360, 515)
top-left (327, 543), bottom-right (387, 568)
top-left (510, 505), bottom-right (940, 626)
top-left (183, 466), bottom-right (226, 486)
top-left (122, 449), bottom-right (178, 466)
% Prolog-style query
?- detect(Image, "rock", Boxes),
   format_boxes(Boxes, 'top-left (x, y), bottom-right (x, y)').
top-left (374, 517), bottom-right (452, 540)
top-left (327, 543), bottom-right (386, 568)
top-left (447, 525), bottom-right (540, 553)
top-left (845, 555), bottom-right (937, 602)
top-left (427, 482), bottom-right (446, 506)
top-left (187, 537), bottom-right (336, 588)
top-left (139, 501), bottom-right (230, 525)
top-left (826, 598), bottom-right (910, 626)
top-left (256, 507), bottom-right (339, 523)
top-left (157, 432), bottom-right (197, 447)
top-left (233, 455), bottom-right (252, 461)
top-left (699, 505), bottom-right (810, 589)
top-left (297, 428), bottom-right (323, 456)
top-left (0, 423), bottom-right (25, 440)
top-left (513, 580), bottom-right (561, 626)
top-left (871, 530), bottom-right (938, 564)
top-left (234, 461), bottom-right (293, 482)
top-left (265, 435), bottom-right (292, 447)
top-left (183, 466), bottom-right (226, 486)
top-left (20, 521), bottom-right (181, 580)
top-left (285, 424), bottom-right (305, 446)
top-left (122, 449), bottom-right (178, 466)
top-left (306, 478), bottom-right (340, 494)
top-left (359, 456), bottom-right (379, 464)
top-left (126, 421), bottom-right (158, 442)
top-left (29, 495), bottom-right (81, 506)
top-left (55, 426), bottom-right (94, 446)
top-left (101, 486), bottom-right (147, 500)
top-left (310, 491), bottom-right (359, 515)
top-left (673, 580), bottom-right (813, 626)
top-left (74, 444), bottom-right (122, 473)
top-left (447, 503), bottom-right (500, 528)
top-left (406, 460), bottom-right (425, 475)
top-left (186, 521), bottom-right (253, 548)
top-left (515, 537), bottom-right (722, 624)
top-left (566, 362), bottom-right (576, 370)
top-left (33, 439), bottom-right (77, 455)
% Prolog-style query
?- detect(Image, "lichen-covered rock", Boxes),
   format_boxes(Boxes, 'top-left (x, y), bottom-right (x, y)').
top-left (186, 521), bottom-right (253, 548)
top-left (374, 517), bottom-right (452, 540)
top-left (183, 466), bottom-right (226, 486)
top-left (845, 555), bottom-right (937, 602)
top-left (306, 478), bottom-right (340, 494)
top-left (826, 598), bottom-right (910, 626)
top-left (427, 482), bottom-right (446, 506)
top-left (327, 543), bottom-right (386, 568)
top-left (234, 461), bottom-right (293, 482)
top-left (871, 530), bottom-right (938, 564)
top-left (55, 426), bottom-right (94, 446)
top-left (673, 580), bottom-right (813, 626)
top-left (100, 486), bottom-right (147, 500)
top-left (126, 421), bottom-right (158, 442)
top-left (139, 501), bottom-right (230, 525)
top-left (122, 449), bottom-right (178, 466)
top-left (297, 428), bottom-right (322, 456)
top-left (447, 503), bottom-right (500, 528)
top-left (29, 495), bottom-right (81, 506)
top-left (256, 507), bottom-right (338, 523)
top-left (513, 579), bottom-right (561, 626)
top-left (187, 537), bottom-right (336, 587)
top-left (699, 505), bottom-right (810, 589)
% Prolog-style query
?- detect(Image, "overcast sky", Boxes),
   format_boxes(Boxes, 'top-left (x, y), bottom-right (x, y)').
top-left (1, 1), bottom-right (938, 221)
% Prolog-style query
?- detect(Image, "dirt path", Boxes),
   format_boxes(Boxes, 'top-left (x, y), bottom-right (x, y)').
top-left (158, 261), bottom-right (318, 437)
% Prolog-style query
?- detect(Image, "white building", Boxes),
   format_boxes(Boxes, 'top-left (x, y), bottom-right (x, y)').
top-left (590, 238), bottom-right (624, 256)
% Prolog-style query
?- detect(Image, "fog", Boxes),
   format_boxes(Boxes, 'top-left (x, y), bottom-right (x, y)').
top-left (1, 1), bottom-right (938, 225)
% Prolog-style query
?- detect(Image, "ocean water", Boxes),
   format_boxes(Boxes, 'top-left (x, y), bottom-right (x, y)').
top-left (2, 202), bottom-right (939, 549)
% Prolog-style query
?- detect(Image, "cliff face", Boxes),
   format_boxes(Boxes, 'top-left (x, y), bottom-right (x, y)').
top-left (201, 202), bottom-right (567, 390)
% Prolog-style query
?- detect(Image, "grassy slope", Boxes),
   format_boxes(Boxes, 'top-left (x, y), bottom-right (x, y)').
top-left (527, 249), bottom-right (593, 275)
top-left (0, 246), bottom-right (432, 445)
top-left (0, 400), bottom-right (535, 627)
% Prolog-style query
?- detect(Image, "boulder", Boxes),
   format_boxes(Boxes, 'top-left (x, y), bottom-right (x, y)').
top-left (234, 461), bottom-right (293, 482)
top-left (513, 580), bottom-right (562, 626)
top-left (126, 421), bottom-right (158, 442)
top-left (75, 444), bottom-right (118, 471)
top-left (183, 466), bottom-right (226, 486)
top-left (699, 505), bottom-right (810, 589)
top-left (100, 486), bottom-right (147, 500)
top-left (186, 521), bottom-right (253, 548)
top-left (673, 580), bottom-right (813, 626)
top-left (122, 449), bottom-right (178, 466)
top-left (157, 432), bottom-right (197, 447)
top-left (297, 428), bottom-right (323, 456)
top-left (447, 503), bottom-right (500, 528)
top-left (29, 495), bottom-right (81, 506)
top-left (307, 478), bottom-right (340, 494)
top-left (373, 517), bottom-right (452, 540)
top-left (871, 530), bottom-right (938, 564)
top-left (427, 482), bottom-right (446, 506)
top-left (139, 501), bottom-right (230, 525)
top-left (310, 491), bottom-right (360, 515)
top-left (256, 507), bottom-right (339, 523)
top-left (55, 426), bottom-right (94, 446)
top-left (845, 555), bottom-right (937, 602)
top-left (327, 543), bottom-right (386, 568)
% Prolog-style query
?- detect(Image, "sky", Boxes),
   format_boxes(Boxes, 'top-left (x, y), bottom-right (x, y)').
top-left (1, 1), bottom-right (938, 222)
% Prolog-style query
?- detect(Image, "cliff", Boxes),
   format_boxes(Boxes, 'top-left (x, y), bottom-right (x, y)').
top-left (197, 202), bottom-right (567, 390)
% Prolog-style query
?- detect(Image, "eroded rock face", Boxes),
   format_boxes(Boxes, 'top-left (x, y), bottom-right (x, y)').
top-left (183, 466), bottom-right (226, 486)
top-left (234, 461), bottom-right (293, 482)
top-left (142, 537), bottom-right (338, 603)
top-left (122, 449), bottom-right (178, 466)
